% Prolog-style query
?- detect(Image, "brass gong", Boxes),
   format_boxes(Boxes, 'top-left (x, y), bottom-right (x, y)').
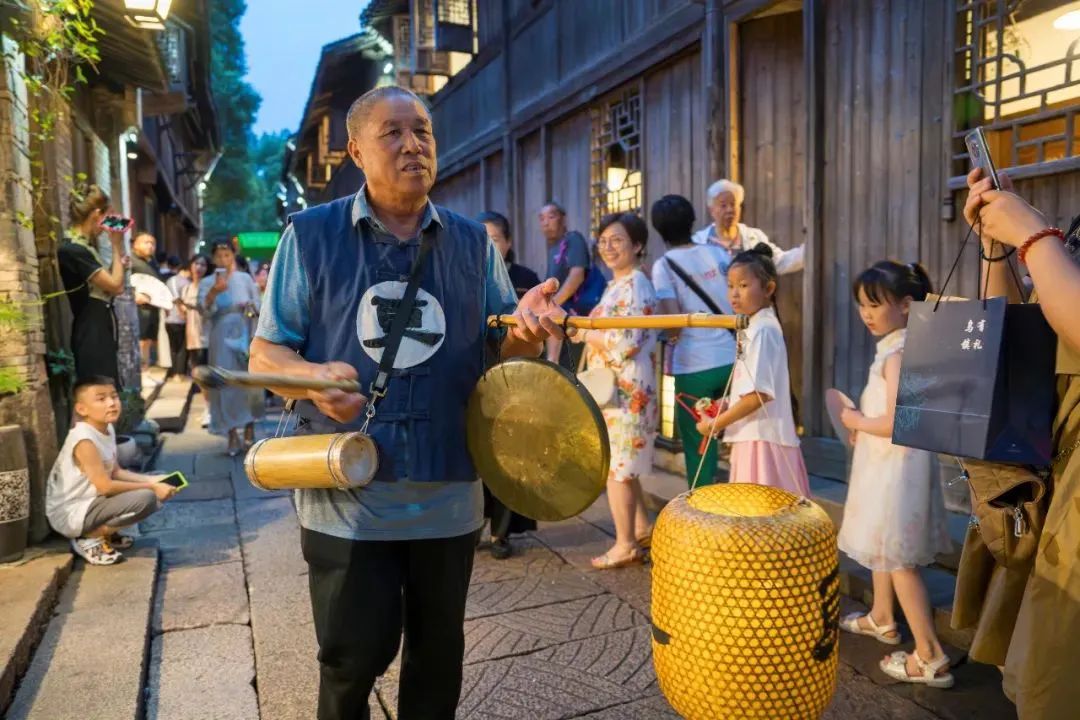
top-left (466, 358), bottom-right (610, 521)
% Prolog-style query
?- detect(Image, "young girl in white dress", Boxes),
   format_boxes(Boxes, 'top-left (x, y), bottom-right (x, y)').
top-left (697, 244), bottom-right (809, 496)
top-left (837, 260), bottom-right (954, 689)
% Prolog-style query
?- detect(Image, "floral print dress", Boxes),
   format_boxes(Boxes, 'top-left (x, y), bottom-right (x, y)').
top-left (585, 269), bottom-right (659, 484)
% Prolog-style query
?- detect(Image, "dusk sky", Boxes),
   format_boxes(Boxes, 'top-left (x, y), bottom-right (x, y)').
top-left (241, 0), bottom-right (371, 136)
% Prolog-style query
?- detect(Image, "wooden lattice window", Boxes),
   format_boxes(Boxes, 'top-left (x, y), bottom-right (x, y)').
top-left (434, 0), bottom-right (475, 54)
top-left (590, 89), bottom-right (643, 231)
top-left (951, 0), bottom-right (1080, 186)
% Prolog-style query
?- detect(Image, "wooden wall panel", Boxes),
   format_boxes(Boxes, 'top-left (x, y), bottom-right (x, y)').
top-left (643, 52), bottom-right (706, 265)
top-left (817, 0), bottom-right (930, 431)
top-left (509, 10), bottom-right (559, 116)
top-left (476, 0), bottom-right (504, 52)
top-left (516, 131), bottom-right (548, 274)
top-left (483, 151), bottom-right (508, 218)
top-left (434, 58), bottom-right (504, 159)
top-left (431, 162), bottom-right (483, 221)
top-left (549, 110), bottom-right (593, 241)
top-left (736, 10), bottom-right (806, 410)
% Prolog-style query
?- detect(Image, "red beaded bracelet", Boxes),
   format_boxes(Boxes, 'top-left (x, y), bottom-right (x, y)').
top-left (1018, 227), bottom-right (1065, 265)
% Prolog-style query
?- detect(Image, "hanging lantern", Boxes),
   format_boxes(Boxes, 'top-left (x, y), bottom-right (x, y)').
top-left (605, 142), bottom-right (629, 193)
top-left (124, 0), bottom-right (173, 30)
top-left (651, 484), bottom-right (839, 720)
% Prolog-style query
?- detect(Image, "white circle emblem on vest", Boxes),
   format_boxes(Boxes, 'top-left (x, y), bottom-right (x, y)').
top-left (356, 281), bottom-right (446, 369)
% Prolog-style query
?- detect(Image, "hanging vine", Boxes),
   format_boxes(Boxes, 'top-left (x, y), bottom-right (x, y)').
top-left (0, 1), bottom-right (103, 397)
top-left (3, 0), bottom-right (103, 232)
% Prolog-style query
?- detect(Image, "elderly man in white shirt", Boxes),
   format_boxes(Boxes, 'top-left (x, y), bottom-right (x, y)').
top-left (691, 179), bottom-right (805, 274)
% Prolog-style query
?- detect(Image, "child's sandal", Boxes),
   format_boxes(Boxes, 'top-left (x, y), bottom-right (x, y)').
top-left (879, 650), bottom-right (954, 689)
top-left (839, 612), bottom-right (901, 645)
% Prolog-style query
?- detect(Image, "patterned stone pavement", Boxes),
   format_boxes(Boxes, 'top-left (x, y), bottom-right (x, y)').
top-left (135, 402), bottom-right (1011, 719)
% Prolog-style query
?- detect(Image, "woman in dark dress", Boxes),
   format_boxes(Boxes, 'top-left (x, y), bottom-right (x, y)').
top-left (477, 211), bottom-right (540, 559)
top-left (57, 185), bottom-right (129, 382)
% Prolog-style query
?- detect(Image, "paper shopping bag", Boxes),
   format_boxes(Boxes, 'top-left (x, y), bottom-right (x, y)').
top-left (893, 296), bottom-right (1056, 464)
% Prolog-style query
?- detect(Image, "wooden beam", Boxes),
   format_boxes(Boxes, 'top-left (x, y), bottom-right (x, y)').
top-left (702, 0), bottom-right (724, 183)
top-left (540, 123), bottom-right (550, 204)
top-left (802, 0), bottom-right (826, 437)
top-left (722, 13), bottom-right (740, 181)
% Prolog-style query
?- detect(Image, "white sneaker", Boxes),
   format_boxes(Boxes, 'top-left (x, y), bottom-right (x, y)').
top-left (70, 537), bottom-right (121, 566)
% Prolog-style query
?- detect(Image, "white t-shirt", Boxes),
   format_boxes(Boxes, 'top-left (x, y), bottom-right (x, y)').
top-left (724, 307), bottom-right (800, 447)
top-left (651, 244), bottom-right (737, 375)
top-left (45, 422), bottom-right (114, 538)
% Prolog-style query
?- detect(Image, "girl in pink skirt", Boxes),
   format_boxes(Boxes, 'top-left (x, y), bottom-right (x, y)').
top-left (696, 244), bottom-right (809, 495)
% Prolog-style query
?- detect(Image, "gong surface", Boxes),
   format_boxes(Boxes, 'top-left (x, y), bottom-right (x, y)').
top-left (467, 358), bottom-right (610, 521)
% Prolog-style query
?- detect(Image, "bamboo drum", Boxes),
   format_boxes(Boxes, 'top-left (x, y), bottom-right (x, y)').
top-left (244, 432), bottom-right (379, 491)
top-left (651, 484), bottom-right (839, 719)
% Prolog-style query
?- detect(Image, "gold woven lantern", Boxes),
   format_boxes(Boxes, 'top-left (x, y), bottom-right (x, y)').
top-left (651, 484), bottom-right (839, 720)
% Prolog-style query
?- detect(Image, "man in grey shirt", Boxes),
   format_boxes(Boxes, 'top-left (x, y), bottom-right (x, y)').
top-left (539, 201), bottom-right (589, 365)
top-left (250, 86), bottom-right (566, 720)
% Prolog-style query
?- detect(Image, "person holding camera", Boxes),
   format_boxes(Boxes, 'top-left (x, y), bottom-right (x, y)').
top-left (58, 185), bottom-right (130, 383)
top-left (965, 167), bottom-right (1080, 720)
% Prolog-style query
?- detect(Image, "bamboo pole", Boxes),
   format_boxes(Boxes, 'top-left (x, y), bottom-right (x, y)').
top-left (488, 313), bottom-right (749, 331)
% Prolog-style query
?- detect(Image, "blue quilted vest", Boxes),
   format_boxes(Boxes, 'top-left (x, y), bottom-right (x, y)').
top-left (290, 194), bottom-right (487, 483)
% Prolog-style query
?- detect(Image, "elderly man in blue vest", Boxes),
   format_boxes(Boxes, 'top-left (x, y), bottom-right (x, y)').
top-left (692, 178), bottom-right (805, 274)
top-left (250, 86), bottom-right (565, 720)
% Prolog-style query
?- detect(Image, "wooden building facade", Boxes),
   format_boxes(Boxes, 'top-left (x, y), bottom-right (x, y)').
top-left (279, 31), bottom-right (392, 220)
top-left (370, 0), bottom-right (1080, 469)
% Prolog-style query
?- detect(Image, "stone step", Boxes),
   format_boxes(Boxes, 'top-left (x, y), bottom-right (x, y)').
top-left (0, 547), bottom-right (73, 716)
top-left (5, 539), bottom-right (160, 720)
top-left (639, 470), bottom-right (974, 652)
top-left (146, 380), bottom-right (194, 433)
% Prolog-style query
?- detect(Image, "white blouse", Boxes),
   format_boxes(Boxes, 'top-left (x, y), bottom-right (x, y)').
top-left (723, 306), bottom-right (800, 447)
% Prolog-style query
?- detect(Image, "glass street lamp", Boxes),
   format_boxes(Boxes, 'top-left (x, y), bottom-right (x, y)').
top-left (124, 0), bottom-right (173, 30)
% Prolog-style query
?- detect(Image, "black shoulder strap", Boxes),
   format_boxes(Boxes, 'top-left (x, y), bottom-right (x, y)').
top-left (369, 233), bottom-right (435, 405)
top-left (665, 257), bottom-right (724, 315)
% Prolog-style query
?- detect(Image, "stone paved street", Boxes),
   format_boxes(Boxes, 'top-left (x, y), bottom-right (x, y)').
top-left (118, 393), bottom-right (1015, 719)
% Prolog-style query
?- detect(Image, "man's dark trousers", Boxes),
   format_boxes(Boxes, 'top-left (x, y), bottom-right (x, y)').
top-left (302, 527), bottom-right (478, 720)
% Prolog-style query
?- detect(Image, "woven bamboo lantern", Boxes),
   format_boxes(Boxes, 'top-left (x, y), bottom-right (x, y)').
top-left (651, 484), bottom-right (840, 720)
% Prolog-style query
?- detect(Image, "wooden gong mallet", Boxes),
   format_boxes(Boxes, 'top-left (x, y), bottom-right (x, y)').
top-left (190, 365), bottom-right (362, 394)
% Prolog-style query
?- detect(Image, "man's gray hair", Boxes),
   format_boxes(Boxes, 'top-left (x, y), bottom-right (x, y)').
top-left (346, 86), bottom-right (429, 140)
top-left (706, 179), bottom-right (745, 206)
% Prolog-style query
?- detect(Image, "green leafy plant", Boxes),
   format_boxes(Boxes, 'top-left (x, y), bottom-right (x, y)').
top-left (0, 368), bottom-right (27, 395)
top-left (116, 388), bottom-right (145, 435)
top-left (45, 347), bottom-right (74, 380)
top-left (0, 297), bottom-right (29, 330)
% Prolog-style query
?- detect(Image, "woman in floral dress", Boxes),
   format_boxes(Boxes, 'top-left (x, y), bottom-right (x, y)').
top-left (571, 212), bottom-right (658, 569)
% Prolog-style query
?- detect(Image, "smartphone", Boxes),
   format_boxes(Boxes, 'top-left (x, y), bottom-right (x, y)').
top-left (100, 214), bottom-right (134, 232)
top-left (214, 268), bottom-right (226, 275)
top-left (159, 471), bottom-right (188, 490)
top-left (964, 127), bottom-right (1000, 190)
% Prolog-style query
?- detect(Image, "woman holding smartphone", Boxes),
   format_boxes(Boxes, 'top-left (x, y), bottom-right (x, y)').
top-left (199, 240), bottom-right (263, 455)
top-left (964, 167), bottom-right (1080, 719)
top-left (57, 185), bottom-right (130, 383)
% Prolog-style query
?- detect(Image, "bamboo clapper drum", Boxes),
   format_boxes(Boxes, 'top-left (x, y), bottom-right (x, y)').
top-left (651, 484), bottom-right (839, 720)
top-left (244, 432), bottom-right (378, 491)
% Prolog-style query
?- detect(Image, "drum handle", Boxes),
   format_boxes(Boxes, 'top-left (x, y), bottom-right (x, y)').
top-left (275, 399), bottom-right (298, 439)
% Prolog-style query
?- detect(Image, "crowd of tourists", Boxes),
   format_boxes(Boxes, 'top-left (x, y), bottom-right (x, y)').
top-left (41, 85), bottom-right (1080, 718)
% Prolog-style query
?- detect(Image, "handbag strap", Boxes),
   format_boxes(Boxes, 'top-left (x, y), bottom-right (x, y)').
top-left (576, 341), bottom-right (589, 373)
top-left (665, 257), bottom-right (724, 315)
top-left (361, 233), bottom-right (435, 431)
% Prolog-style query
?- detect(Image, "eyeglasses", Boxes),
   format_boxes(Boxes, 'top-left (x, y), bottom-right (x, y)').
top-left (597, 236), bottom-right (628, 248)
